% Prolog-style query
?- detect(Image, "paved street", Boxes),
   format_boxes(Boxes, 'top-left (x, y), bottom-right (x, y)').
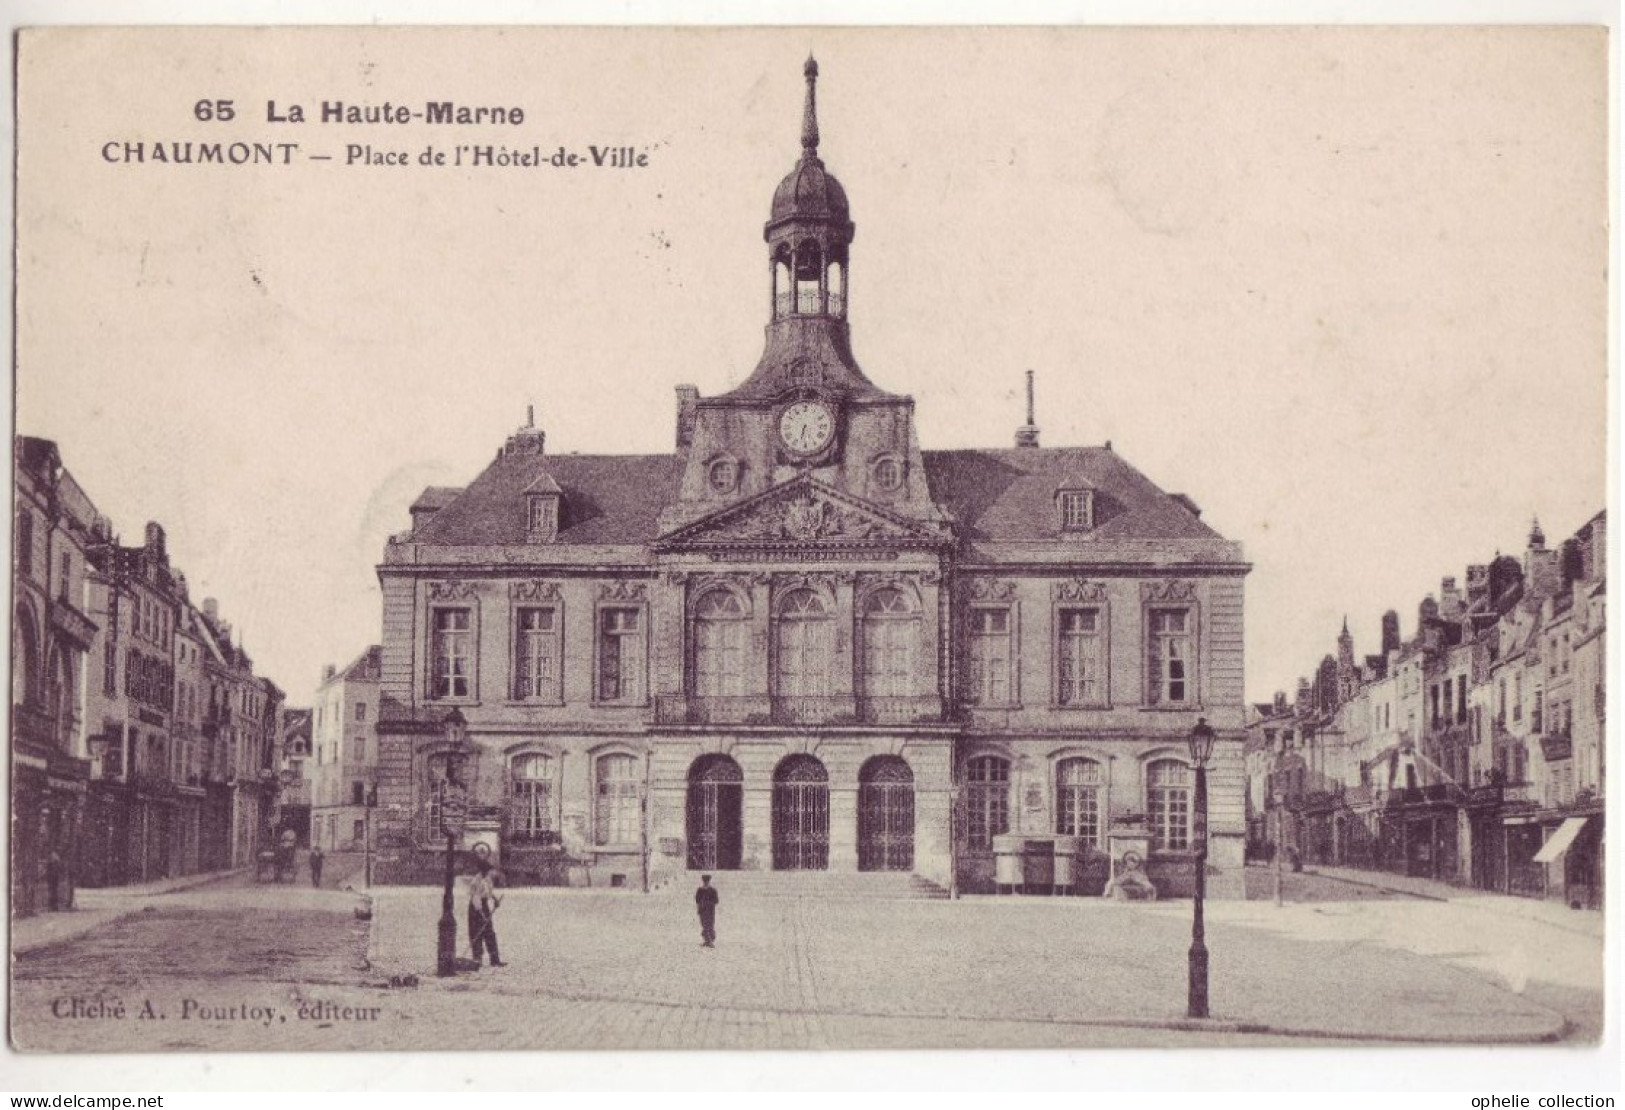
top-left (10, 863), bottom-right (1598, 1052)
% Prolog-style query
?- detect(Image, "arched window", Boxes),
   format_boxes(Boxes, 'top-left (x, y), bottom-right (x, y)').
top-left (12, 606), bottom-right (37, 708)
top-left (693, 589), bottom-right (748, 698)
top-left (860, 587), bottom-right (919, 698)
top-left (827, 257), bottom-right (846, 317)
top-left (775, 588), bottom-right (832, 698)
top-left (793, 241), bottom-right (823, 314)
top-left (773, 247), bottom-right (793, 320)
top-left (1147, 759), bottom-right (1192, 851)
top-left (1054, 758), bottom-right (1102, 846)
top-left (509, 754), bottom-right (555, 843)
top-left (424, 751), bottom-right (468, 834)
top-left (594, 753), bottom-right (641, 846)
top-left (965, 755), bottom-right (1010, 850)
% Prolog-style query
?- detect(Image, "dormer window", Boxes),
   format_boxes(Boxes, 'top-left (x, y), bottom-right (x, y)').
top-left (523, 473), bottom-right (563, 542)
top-left (527, 496), bottom-right (557, 540)
top-left (1057, 483), bottom-right (1094, 531)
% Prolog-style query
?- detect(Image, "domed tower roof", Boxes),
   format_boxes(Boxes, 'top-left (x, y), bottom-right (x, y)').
top-left (766, 56), bottom-right (852, 233)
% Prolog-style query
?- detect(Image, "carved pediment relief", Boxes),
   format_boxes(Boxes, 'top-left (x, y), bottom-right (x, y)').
top-left (600, 581), bottom-right (648, 602)
top-left (1141, 579), bottom-right (1198, 603)
top-left (1054, 579), bottom-right (1108, 602)
top-left (657, 477), bottom-right (941, 549)
top-left (510, 580), bottom-right (562, 602)
top-left (427, 579), bottom-right (479, 601)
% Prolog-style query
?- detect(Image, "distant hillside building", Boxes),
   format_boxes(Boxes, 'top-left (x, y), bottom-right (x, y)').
top-left (372, 60), bottom-right (1250, 898)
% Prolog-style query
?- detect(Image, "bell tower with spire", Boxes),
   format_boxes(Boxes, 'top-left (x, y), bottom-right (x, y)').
top-left (660, 58), bottom-right (943, 531)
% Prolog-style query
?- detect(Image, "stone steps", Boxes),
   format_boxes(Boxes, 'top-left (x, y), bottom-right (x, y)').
top-left (653, 870), bottom-right (949, 900)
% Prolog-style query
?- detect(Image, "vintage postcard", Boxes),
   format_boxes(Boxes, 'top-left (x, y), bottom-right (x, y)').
top-left (7, 22), bottom-right (1611, 1079)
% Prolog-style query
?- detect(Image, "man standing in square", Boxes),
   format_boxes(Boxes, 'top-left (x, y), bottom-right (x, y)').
top-left (695, 874), bottom-right (719, 948)
top-left (468, 857), bottom-right (505, 967)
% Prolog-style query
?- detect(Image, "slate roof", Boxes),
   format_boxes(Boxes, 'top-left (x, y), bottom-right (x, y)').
top-left (409, 446), bottom-right (1228, 549)
top-left (334, 645), bottom-right (382, 684)
top-left (919, 447), bottom-right (1223, 544)
top-left (410, 487), bottom-right (463, 513)
top-left (410, 453), bottom-right (682, 546)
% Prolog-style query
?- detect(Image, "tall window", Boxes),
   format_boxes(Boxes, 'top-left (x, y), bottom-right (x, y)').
top-left (430, 608), bottom-right (472, 700)
top-left (1147, 759), bottom-right (1192, 851)
top-left (425, 752), bottom-right (467, 832)
top-left (16, 510), bottom-right (33, 577)
top-left (1054, 758), bottom-right (1102, 845)
top-left (510, 753), bottom-right (554, 842)
top-left (597, 608), bottom-right (645, 703)
top-left (514, 607), bottom-right (561, 701)
top-left (776, 589), bottom-right (832, 698)
top-left (967, 608), bottom-right (1012, 705)
top-left (594, 753), bottom-right (640, 845)
top-left (354, 702), bottom-right (367, 722)
top-left (1146, 607), bottom-right (1193, 705)
top-left (965, 755), bottom-right (1010, 850)
top-left (860, 588), bottom-right (918, 698)
top-left (1057, 607), bottom-right (1106, 706)
top-left (693, 590), bottom-right (747, 697)
top-left (1456, 675), bottom-right (1468, 723)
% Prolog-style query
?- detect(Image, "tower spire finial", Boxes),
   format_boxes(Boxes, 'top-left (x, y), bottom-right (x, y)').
top-left (801, 54), bottom-right (820, 156)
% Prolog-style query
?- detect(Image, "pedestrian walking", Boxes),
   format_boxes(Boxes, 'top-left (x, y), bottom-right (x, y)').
top-left (695, 874), bottom-right (719, 948)
top-left (468, 858), bottom-right (505, 967)
top-left (309, 845), bottom-right (325, 888)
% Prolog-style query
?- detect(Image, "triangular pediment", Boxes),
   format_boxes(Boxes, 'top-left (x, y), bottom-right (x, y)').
top-left (655, 475), bottom-right (947, 550)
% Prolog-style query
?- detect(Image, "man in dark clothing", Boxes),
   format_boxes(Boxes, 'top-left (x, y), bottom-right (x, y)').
top-left (45, 851), bottom-right (64, 911)
top-left (468, 858), bottom-right (505, 967)
top-left (695, 874), bottom-right (719, 948)
top-left (309, 845), bottom-right (325, 888)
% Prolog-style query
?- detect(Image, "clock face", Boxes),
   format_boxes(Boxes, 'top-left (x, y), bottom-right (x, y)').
top-left (778, 401), bottom-right (835, 454)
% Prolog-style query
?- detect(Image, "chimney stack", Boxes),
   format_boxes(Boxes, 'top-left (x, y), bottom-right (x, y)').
top-left (203, 597), bottom-right (218, 621)
top-left (675, 384), bottom-right (699, 448)
top-left (1381, 609), bottom-right (1401, 656)
top-left (1014, 370), bottom-right (1040, 449)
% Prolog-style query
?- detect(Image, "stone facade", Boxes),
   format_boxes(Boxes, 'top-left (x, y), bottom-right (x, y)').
top-left (372, 61), bottom-right (1251, 899)
top-left (1250, 512), bottom-right (1605, 908)
top-left (12, 435), bottom-right (285, 915)
top-left (309, 647), bottom-right (381, 852)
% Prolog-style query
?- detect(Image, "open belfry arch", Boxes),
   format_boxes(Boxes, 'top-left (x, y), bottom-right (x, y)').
top-left (372, 58), bottom-right (1249, 898)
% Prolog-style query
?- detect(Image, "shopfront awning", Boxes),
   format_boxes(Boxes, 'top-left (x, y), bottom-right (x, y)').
top-left (1532, 816), bottom-right (1589, 864)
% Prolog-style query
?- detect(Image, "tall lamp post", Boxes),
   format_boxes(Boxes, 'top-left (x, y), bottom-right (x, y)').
top-left (436, 708), bottom-right (467, 978)
top-left (1187, 717), bottom-right (1216, 1019)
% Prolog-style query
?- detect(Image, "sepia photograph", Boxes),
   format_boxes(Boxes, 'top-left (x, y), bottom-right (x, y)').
top-left (4, 16), bottom-right (1614, 1090)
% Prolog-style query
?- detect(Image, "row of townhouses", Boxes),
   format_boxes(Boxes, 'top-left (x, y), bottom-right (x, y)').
top-left (12, 436), bottom-right (285, 917)
top-left (369, 60), bottom-right (1251, 899)
top-left (1247, 514), bottom-right (1606, 909)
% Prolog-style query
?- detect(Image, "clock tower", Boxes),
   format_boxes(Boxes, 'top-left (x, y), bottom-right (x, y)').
top-left (661, 58), bottom-right (944, 532)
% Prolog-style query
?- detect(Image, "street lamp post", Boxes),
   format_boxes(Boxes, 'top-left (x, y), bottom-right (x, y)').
top-left (1187, 717), bottom-right (1216, 1019)
top-left (436, 709), bottom-right (467, 978)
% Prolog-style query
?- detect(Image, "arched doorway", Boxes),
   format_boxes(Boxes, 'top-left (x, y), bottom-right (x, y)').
top-left (773, 754), bottom-right (829, 871)
top-left (686, 755), bottom-right (743, 871)
top-left (858, 757), bottom-right (914, 871)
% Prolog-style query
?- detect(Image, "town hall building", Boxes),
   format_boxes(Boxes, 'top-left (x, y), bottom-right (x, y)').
top-left (371, 60), bottom-right (1250, 898)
